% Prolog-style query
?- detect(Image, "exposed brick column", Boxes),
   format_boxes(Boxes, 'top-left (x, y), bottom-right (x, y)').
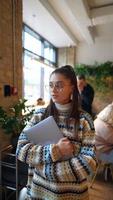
top-left (0, 0), bottom-right (22, 148)
top-left (0, 0), bottom-right (23, 108)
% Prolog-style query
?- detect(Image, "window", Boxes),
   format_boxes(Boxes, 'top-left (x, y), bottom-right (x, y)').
top-left (23, 52), bottom-right (41, 101)
top-left (44, 41), bottom-right (56, 63)
top-left (23, 25), bottom-right (57, 104)
top-left (24, 32), bottom-right (41, 56)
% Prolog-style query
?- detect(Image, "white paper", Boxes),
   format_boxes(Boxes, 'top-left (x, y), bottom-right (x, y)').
top-left (24, 116), bottom-right (62, 145)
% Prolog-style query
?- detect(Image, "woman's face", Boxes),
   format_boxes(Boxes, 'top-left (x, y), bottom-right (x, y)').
top-left (49, 73), bottom-right (74, 105)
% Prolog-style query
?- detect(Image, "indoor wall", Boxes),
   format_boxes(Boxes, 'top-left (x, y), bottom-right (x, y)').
top-left (76, 37), bottom-right (113, 65)
top-left (0, 0), bottom-right (22, 148)
top-left (0, 0), bottom-right (23, 108)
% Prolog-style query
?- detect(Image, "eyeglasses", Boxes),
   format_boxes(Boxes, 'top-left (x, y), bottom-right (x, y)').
top-left (45, 82), bottom-right (72, 92)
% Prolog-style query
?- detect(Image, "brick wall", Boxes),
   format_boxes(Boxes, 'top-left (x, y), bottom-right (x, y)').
top-left (0, 0), bottom-right (22, 148)
top-left (0, 0), bottom-right (22, 108)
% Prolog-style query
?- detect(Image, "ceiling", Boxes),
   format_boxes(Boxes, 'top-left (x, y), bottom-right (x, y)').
top-left (23, 0), bottom-right (113, 47)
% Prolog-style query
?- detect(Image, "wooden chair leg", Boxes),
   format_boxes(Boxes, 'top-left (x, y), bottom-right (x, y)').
top-left (90, 163), bottom-right (100, 188)
top-left (110, 165), bottom-right (113, 180)
top-left (104, 165), bottom-right (108, 181)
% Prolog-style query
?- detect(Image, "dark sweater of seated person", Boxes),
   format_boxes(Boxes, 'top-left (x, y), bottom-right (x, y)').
top-left (77, 75), bottom-right (94, 115)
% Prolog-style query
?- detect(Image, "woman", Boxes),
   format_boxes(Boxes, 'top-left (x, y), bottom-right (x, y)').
top-left (16, 65), bottom-right (97, 200)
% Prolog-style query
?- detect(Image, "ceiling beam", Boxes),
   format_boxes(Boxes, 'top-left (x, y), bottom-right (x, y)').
top-left (91, 5), bottom-right (113, 25)
top-left (39, 0), bottom-right (78, 46)
top-left (65, 0), bottom-right (94, 45)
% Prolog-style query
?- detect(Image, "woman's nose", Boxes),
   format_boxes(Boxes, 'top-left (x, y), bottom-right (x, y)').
top-left (52, 85), bottom-right (58, 92)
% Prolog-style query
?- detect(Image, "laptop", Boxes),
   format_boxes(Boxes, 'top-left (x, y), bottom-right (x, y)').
top-left (24, 116), bottom-right (62, 145)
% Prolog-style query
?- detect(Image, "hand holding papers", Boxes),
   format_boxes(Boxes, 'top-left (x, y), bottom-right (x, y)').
top-left (24, 116), bottom-right (62, 145)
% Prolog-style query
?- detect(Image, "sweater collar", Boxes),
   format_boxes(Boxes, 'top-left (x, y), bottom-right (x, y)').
top-left (55, 102), bottom-right (72, 112)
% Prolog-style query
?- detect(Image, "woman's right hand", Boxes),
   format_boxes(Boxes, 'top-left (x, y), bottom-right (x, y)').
top-left (56, 137), bottom-right (74, 158)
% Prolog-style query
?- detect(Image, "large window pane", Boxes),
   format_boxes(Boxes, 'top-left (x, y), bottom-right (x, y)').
top-left (24, 32), bottom-right (42, 56)
top-left (23, 52), bottom-right (41, 102)
top-left (23, 52), bottom-right (54, 104)
top-left (44, 65), bottom-right (54, 102)
top-left (50, 48), bottom-right (56, 62)
top-left (23, 25), bottom-right (57, 104)
top-left (44, 41), bottom-right (56, 63)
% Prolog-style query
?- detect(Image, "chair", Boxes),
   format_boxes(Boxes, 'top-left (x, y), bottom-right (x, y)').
top-left (18, 187), bottom-right (27, 200)
top-left (90, 150), bottom-right (113, 188)
top-left (0, 145), bottom-right (28, 200)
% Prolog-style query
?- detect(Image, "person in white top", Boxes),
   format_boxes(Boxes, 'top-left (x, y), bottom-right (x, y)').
top-left (94, 102), bottom-right (113, 157)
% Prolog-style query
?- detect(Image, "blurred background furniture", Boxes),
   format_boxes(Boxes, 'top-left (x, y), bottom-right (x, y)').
top-left (0, 145), bottom-right (28, 200)
top-left (90, 151), bottom-right (113, 188)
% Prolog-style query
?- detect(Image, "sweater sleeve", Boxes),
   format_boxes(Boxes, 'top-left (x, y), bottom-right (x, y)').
top-left (16, 112), bottom-right (61, 166)
top-left (43, 113), bottom-right (97, 182)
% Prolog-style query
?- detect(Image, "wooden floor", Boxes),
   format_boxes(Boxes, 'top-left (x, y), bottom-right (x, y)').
top-left (89, 169), bottom-right (113, 200)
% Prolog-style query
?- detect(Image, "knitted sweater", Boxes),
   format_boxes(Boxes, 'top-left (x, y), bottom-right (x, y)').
top-left (16, 103), bottom-right (97, 200)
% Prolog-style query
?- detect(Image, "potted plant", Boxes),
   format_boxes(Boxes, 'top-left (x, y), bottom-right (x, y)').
top-left (0, 99), bottom-right (35, 151)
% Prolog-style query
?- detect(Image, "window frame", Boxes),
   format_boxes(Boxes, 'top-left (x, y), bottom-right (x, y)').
top-left (22, 24), bottom-right (58, 104)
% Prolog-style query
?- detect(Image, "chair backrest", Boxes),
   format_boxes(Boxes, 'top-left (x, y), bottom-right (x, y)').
top-left (1, 146), bottom-right (28, 200)
top-left (97, 150), bottom-right (113, 164)
top-left (18, 187), bottom-right (27, 200)
top-left (94, 118), bottom-right (113, 153)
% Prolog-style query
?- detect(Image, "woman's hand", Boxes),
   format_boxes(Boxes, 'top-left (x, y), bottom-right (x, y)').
top-left (56, 137), bottom-right (74, 158)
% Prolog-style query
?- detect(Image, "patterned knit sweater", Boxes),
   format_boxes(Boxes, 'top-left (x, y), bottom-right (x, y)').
top-left (16, 103), bottom-right (97, 200)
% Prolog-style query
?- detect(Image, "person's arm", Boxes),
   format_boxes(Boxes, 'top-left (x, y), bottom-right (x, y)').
top-left (43, 113), bottom-right (97, 182)
top-left (16, 110), bottom-right (74, 166)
